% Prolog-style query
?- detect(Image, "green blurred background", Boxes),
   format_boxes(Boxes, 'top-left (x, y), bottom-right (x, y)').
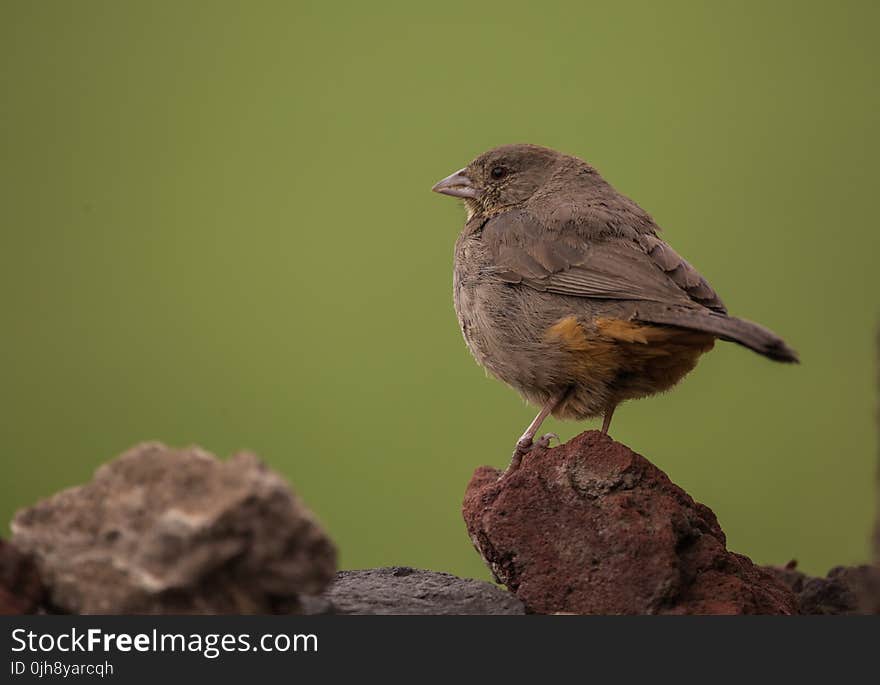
top-left (2, 1), bottom-right (878, 581)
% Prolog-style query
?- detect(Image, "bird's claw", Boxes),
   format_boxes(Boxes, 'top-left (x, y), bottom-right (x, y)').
top-left (506, 432), bottom-right (559, 473)
top-left (533, 432), bottom-right (559, 450)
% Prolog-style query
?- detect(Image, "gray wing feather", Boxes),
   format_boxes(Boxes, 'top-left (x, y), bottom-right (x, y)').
top-left (637, 234), bottom-right (726, 312)
top-left (483, 210), bottom-right (725, 311)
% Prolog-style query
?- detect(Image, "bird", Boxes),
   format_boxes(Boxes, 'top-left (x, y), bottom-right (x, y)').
top-left (432, 143), bottom-right (798, 469)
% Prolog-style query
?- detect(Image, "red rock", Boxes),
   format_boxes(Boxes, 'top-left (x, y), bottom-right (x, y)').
top-left (0, 538), bottom-right (45, 615)
top-left (462, 431), bottom-right (797, 615)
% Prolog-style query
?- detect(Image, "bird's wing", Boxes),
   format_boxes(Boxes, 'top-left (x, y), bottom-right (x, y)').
top-left (481, 209), bottom-right (727, 313)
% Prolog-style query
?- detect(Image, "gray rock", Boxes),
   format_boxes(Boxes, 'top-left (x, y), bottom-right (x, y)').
top-left (310, 567), bottom-right (525, 615)
top-left (11, 442), bottom-right (336, 614)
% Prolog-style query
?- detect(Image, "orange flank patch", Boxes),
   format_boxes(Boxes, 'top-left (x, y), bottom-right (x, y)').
top-left (544, 315), bottom-right (716, 399)
top-left (595, 318), bottom-right (652, 344)
top-left (546, 315), bottom-right (680, 349)
top-left (545, 316), bottom-right (592, 350)
top-left (596, 317), bottom-right (715, 352)
top-left (544, 316), bottom-right (625, 379)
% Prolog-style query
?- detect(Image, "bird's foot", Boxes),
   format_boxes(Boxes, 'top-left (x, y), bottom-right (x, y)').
top-left (533, 432), bottom-right (559, 450)
top-left (507, 432), bottom-right (559, 472)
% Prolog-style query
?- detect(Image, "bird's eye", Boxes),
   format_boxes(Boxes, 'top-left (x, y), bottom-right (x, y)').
top-left (490, 166), bottom-right (508, 180)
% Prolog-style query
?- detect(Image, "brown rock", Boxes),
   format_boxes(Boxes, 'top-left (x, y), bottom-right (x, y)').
top-left (0, 539), bottom-right (45, 614)
top-left (12, 442), bottom-right (336, 614)
top-left (462, 431), bottom-right (797, 615)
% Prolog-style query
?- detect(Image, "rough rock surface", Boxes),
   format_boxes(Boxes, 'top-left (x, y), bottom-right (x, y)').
top-left (766, 562), bottom-right (880, 615)
top-left (0, 539), bottom-right (45, 615)
top-left (11, 442), bottom-right (336, 614)
top-left (463, 431), bottom-right (798, 615)
top-left (303, 567), bottom-right (524, 615)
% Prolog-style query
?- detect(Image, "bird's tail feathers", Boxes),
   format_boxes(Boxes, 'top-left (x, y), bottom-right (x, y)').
top-left (637, 306), bottom-right (799, 363)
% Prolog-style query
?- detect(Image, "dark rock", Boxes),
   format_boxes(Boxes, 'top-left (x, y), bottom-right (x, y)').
top-left (0, 539), bottom-right (45, 614)
top-left (11, 442), bottom-right (336, 614)
top-left (766, 562), bottom-right (880, 614)
top-left (762, 560), bottom-right (805, 594)
top-left (462, 431), bottom-right (798, 615)
top-left (309, 567), bottom-right (525, 615)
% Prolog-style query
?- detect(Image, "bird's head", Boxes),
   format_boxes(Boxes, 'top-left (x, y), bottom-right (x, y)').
top-left (432, 144), bottom-right (565, 219)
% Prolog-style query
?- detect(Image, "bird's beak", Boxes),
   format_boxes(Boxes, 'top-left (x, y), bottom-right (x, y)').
top-left (431, 168), bottom-right (481, 199)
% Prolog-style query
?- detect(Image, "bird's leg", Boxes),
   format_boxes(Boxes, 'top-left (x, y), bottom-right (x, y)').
top-left (509, 392), bottom-right (566, 471)
top-left (601, 405), bottom-right (616, 435)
